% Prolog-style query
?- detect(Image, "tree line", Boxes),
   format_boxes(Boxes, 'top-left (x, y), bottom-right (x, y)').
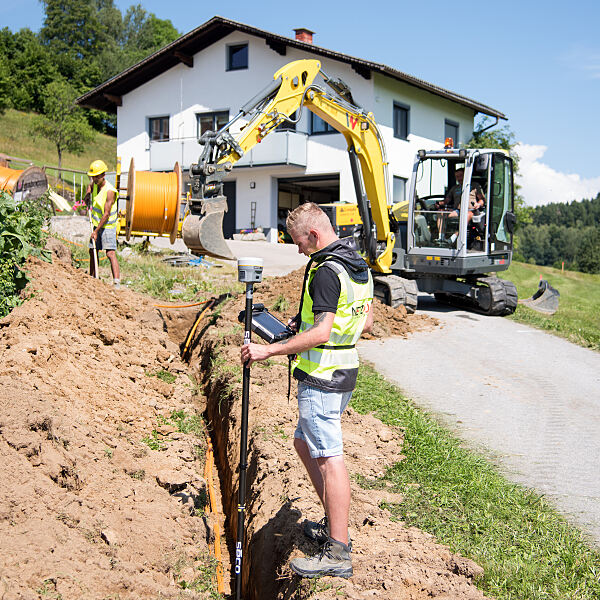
top-left (0, 0), bottom-right (180, 133)
top-left (515, 194), bottom-right (600, 274)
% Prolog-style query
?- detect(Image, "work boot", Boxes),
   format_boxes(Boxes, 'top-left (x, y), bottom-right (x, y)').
top-left (290, 537), bottom-right (353, 579)
top-left (303, 516), bottom-right (352, 548)
top-left (303, 516), bottom-right (329, 545)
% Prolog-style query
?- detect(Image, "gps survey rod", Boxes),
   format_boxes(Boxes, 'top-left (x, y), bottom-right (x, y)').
top-left (235, 257), bottom-right (263, 600)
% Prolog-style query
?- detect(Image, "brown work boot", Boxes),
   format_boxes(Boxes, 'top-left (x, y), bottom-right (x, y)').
top-left (290, 537), bottom-right (352, 579)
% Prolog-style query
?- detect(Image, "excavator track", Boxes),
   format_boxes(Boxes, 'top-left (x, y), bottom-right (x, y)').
top-left (435, 277), bottom-right (518, 316)
top-left (374, 275), bottom-right (418, 314)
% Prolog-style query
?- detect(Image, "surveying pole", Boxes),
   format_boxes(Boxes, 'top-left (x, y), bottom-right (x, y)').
top-left (235, 257), bottom-right (263, 600)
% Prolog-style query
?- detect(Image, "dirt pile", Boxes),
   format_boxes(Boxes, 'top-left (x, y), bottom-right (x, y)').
top-left (0, 247), bottom-right (487, 600)
top-left (0, 252), bottom-right (216, 599)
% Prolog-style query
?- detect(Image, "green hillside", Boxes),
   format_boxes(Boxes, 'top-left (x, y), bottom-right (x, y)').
top-left (506, 261), bottom-right (600, 351)
top-left (0, 109), bottom-right (117, 172)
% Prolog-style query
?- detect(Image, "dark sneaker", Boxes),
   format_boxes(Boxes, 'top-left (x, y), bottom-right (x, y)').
top-left (303, 516), bottom-right (329, 545)
top-left (290, 538), bottom-right (353, 579)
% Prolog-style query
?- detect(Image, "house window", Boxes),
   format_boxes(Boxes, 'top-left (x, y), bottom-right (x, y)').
top-left (393, 176), bottom-right (407, 205)
top-left (227, 43), bottom-right (248, 70)
top-left (197, 111), bottom-right (230, 137)
top-left (445, 119), bottom-right (459, 146)
top-left (149, 116), bottom-right (169, 141)
top-left (393, 102), bottom-right (409, 140)
top-left (310, 113), bottom-right (335, 135)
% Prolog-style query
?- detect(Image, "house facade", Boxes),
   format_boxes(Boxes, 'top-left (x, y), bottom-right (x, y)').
top-left (78, 17), bottom-right (505, 243)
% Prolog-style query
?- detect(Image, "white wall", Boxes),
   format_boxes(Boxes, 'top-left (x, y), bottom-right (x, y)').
top-left (116, 31), bottom-right (477, 238)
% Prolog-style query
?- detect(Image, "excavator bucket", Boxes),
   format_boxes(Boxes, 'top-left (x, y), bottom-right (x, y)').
top-left (518, 279), bottom-right (560, 315)
top-left (181, 196), bottom-right (235, 260)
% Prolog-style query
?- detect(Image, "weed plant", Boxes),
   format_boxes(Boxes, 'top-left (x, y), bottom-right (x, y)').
top-left (0, 191), bottom-right (52, 317)
top-left (352, 364), bottom-right (600, 600)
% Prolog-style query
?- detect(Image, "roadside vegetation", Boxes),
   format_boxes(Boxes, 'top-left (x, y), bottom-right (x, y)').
top-left (505, 261), bottom-right (600, 351)
top-left (68, 239), bottom-right (240, 301)
top-left (0, 191), bottom-right (51, 317)
top-left (352, 364), bottom-right (600, 600)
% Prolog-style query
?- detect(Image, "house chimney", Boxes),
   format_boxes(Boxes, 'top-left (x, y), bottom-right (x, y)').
top-left (294, 28), bottom-right (314, 44)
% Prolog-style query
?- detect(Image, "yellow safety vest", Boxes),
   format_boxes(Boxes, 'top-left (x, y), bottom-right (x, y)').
top-left (91, 181), bottom-right (118, 230)
top-left (292, 258), bottom-right (373, 392)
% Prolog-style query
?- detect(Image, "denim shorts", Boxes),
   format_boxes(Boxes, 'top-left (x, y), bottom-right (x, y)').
top-left (89, 227), bottom-right (117, 251)
top-left (294, 382), bottom-right (353, 458)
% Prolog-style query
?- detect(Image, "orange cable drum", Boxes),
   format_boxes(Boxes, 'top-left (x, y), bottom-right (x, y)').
top-left (125, 158), bottom-right (181, 244)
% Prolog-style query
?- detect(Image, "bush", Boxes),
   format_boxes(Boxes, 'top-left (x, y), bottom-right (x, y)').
top-left (0, 191), bottom-right (52, 318)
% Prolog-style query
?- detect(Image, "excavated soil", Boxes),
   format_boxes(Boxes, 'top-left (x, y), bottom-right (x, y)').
top-left (0, 242), bottom-right (492, 600)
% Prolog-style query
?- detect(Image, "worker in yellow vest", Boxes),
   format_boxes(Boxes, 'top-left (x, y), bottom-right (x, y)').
top-left (84, 159), bottom-right (120, 287)
top-left (241, 202), bottom-right (374, 579)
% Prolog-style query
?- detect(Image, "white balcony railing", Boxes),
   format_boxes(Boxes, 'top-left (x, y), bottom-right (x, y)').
top-left (149, 130), bottom-right (307, 172)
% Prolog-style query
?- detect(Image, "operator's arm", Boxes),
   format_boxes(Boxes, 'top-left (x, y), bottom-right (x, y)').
top-left (91, 190), bottom-right (116, 240)
top-left (241, 311), bottom-right (334, 366)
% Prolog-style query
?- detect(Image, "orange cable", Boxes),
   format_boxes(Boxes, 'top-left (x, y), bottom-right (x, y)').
top-left (153, 300), bottom-right (212, 309)
top-left (0, 166), bottom-right (23, 193)
top-left (204, 437), bottom-right (225, 594)
top-left (131, 170), bottom-right (179, 235)
top-left (182, 301), bottom-right (214, 356)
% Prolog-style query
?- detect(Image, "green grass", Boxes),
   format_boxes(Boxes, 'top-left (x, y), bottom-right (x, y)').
top-left (504, 261), bottom-right (600, 351)
top-left (0, 108), bottom-right (116, 172)
top-left (352, 364), bottom-right (600, 600)
top-left (68, 241), bottom-right (240, 301)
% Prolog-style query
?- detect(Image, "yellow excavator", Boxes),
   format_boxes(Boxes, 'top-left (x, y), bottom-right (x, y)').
top-left (185, 59), bottom-right (518, 315)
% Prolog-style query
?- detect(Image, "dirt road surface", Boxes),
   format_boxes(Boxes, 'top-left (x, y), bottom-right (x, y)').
top-left (359, 295), bottom-right (600, 546)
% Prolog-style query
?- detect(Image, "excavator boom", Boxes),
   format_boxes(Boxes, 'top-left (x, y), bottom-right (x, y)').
top-left (182, 59), bottom-right (396, 270)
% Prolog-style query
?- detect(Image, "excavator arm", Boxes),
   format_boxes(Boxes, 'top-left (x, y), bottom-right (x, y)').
top-left (185, 59), bottom-right (395, 272)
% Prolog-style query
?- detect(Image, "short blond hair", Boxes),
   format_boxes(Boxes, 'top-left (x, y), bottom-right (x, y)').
top-left (286, 202), bottom-right (333, 236)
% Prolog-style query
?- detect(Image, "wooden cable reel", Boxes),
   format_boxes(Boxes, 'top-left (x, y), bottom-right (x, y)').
top-left (125, 158), bottom-right (181, 244)
top-left (0, 166), bottom-right (48, 200)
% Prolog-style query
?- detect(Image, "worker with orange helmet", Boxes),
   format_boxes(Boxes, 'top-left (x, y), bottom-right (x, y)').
top-left (84, 159), bottom-right (120, 287)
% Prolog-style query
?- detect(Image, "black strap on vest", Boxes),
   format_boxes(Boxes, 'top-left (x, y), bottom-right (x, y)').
top-left (315, 343), bottom-right (356, 350)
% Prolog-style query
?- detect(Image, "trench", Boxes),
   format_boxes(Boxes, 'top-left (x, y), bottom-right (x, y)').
top-left (194, 337), bottom-right (271, 600)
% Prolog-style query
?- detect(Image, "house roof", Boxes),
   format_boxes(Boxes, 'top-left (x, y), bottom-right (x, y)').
top-left (76, 16), bottom-right (506, 120)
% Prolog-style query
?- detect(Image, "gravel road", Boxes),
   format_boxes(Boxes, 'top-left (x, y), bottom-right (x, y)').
top-left (359, 296), bottom-right (600, 546)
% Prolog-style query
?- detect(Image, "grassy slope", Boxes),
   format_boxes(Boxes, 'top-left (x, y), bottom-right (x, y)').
top-left (504, 261), bottom-right (600, 351)
top-left (0, 108), bottom-right (117, 172)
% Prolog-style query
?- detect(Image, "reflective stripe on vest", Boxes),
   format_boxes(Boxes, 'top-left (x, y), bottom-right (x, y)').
top-left (91, 181), bottom-right (118, 229)
top-left (292, 258), bottom-right (373, 390)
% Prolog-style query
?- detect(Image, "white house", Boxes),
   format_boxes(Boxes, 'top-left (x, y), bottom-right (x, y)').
top-left (78, 16), bottom-right (506, 243)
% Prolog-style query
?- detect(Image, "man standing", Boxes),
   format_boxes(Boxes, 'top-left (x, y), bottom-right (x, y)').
top-left (84, 159), bottom-right (120, 287)
top-left (240, 202), bottom-right (374, 578)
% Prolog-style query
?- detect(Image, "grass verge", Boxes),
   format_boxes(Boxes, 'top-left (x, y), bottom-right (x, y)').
top-left (352, 363), bottom-right (600, 600)
top-left (505, 261), bottom-right (600, 351)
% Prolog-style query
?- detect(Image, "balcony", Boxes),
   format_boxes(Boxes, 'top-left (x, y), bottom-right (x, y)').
top-left (235, 130), bottom-right (307, 168)
top-left (148, 130), bottom-right (307, 172)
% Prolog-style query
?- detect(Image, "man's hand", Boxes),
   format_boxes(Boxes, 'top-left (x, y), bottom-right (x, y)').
top-left (240, 342), bottom-right (273, 366)
top-left (90, 229), bottom-right (98, 242)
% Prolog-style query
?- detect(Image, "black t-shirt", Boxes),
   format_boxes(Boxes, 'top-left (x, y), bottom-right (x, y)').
top-left (309, 264), bottom-right (341, 314)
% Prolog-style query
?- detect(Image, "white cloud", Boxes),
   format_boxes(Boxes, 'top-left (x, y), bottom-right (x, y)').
top-left (515, 143), bottom-right (600, 207)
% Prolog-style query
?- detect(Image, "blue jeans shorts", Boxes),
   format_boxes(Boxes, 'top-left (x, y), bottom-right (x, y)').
top-left (89, 227), bottom-right (117, 251)
top-left (294, 382), bottom-right (353, 458)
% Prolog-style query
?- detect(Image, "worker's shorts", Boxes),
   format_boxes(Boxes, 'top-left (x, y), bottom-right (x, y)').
top-left (89, 227), bottom-right (117, 251)
top-left (294, 382), bottom-right (352, 458)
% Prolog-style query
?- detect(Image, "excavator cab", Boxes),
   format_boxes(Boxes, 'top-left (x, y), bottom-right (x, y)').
top-left (403, 148), bottom-right (519, 315)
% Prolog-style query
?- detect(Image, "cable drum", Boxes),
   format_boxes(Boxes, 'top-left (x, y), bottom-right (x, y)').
top-left (125, 158), bottom-right (181, 244)
top-left (0, 166), bottom-right (48, 201)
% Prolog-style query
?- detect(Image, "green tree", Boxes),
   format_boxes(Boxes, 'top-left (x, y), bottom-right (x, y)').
top-left (576, 228), bottom-right (600, 274)
top-left (30, 80), bottom-right (95, 170)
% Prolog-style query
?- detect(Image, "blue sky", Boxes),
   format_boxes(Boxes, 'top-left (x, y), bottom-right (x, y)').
top-left (3, 0), bottom-right (600, 206)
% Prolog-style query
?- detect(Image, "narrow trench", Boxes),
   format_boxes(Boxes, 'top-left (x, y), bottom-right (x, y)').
top-left (191, 338), bottom-right (280, 600)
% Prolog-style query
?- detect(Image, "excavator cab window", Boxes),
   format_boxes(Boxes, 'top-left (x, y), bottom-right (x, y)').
top-left (413, 158), bottom-right (460, 248)
top-left (488, 154), bottom-right (514, 252)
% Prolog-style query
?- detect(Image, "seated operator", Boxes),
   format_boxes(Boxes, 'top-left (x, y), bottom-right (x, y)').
top-left (434, 167), bottom-right (485, 243)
